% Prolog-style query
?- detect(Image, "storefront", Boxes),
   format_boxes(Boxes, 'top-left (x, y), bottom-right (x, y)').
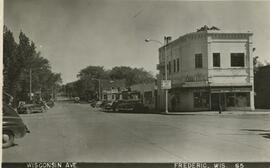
top-left (209, 86), bottom-right (252, 111)
top-left (168, 86), bottom-right (253, 112)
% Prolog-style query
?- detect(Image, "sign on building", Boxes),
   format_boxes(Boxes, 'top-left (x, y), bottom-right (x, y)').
top-left (161, 80), bottom-right (171, 89)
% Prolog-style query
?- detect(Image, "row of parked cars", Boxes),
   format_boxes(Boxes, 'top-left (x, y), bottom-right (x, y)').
top-left (90, 99), bottom-right (148, 112)
top-left (17, 100), bottom-right (55, 114)
top-left (3, 92), bottom-right (56, 148)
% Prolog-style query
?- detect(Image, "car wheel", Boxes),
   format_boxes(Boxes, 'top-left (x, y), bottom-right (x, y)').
top-left (2, 131), bottom-right (14, 148)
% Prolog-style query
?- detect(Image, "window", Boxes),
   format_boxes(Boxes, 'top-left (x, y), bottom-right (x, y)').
top-left (168, 61), bottom-right (171, 74)
top-left (177, 58), bottom-right (180, 72)
top-left (213, 53), bottom-right (220, 67)
top-left (173, 59), bottom-right (176, 72)
top-left (194, 92), bottom-right (209, 108)
top-left (231, 53), bottom-right (245, 67)
top-left (226, 92), bottom-right (250, 107)
top-left (195, 54), bottom-right (203, 68)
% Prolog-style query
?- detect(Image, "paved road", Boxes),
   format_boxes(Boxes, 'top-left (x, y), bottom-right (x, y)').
top-left (2, 101), bottom-right (270, 162)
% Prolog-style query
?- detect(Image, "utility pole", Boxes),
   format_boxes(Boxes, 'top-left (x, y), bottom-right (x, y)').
top-left (145, 36), bottom-right (171, 114)
top-left (29, 68), bottom-right (32, 102)
top-left (164, 36), bottom-right (169, 114)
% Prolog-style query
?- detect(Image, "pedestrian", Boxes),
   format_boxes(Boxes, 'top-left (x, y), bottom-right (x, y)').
top-left (218, 99), bottom-right (222, 114)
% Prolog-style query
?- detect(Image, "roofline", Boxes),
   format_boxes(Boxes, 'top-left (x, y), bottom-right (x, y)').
top-left (159, 31), bottom-right (253, 50)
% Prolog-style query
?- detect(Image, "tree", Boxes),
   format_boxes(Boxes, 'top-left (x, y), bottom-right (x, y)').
top-left (3, 26), bottom-right (62, 104)
top-left (109, 66), bottom-right (155, 86)
top-left (64, 65), bottom-right (156, 100)
top-left (77, 65), bottom-right (109, 80)
top-left (253, 56), bottom-right (266, 74)
top-left (75, 66), bottom-right (110, 100)
top-left (3, 26), bottom-right (18, 95)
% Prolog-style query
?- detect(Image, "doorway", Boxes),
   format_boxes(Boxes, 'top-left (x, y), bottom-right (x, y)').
top-left (211, 93), bottom-right (225, 111)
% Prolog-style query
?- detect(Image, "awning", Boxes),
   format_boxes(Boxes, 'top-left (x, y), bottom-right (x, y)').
top-left (210, 86), bottom-right (252, 93)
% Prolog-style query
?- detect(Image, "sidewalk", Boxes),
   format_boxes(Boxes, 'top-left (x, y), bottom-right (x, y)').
top-left (165, 109), bottom-right (270, 115)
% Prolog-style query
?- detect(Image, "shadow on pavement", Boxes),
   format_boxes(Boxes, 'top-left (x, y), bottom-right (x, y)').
top-left (260, 133), bottom-right (270, 139)
top-left (241, 129), bottom-right (270, 139)
top-left (103, 110), bottom-right (161, 115)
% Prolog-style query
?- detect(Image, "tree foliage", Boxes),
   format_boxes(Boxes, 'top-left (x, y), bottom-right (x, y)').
top-left (3, 26), bottom-right (62, 105)
top-left (109, 66), bottom-right (155, 86)
top-left (64, 65), bottom-right (155, 100)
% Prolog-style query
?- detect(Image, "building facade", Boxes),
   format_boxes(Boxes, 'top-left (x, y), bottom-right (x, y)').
top-left (101, 80), bottom-right (126, 101)
top-left (254, 65), bottom-right (270, 109)
top-left (130, 82), bottom-right (157, 110)
top-left (157, 30), bottom-right (254, 111)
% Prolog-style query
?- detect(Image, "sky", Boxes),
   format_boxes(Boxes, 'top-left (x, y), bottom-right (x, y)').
top-left (4, 0), bottom-right (270, 84)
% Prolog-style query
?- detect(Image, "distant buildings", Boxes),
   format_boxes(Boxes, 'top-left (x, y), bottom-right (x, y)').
top-left (101, 80), bottom-right (126, 101)
top-left (254, 65), bottom-right (270, 109)
top-left (130, 82), bottom-right (157, 110)
top-left (156, 28), bottom-right (254, 111)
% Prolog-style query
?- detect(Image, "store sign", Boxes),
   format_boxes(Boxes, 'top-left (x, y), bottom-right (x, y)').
top-left (161, 80), bottom-right (171, 89)
top-left (185, 73), bottom-right (207, 82)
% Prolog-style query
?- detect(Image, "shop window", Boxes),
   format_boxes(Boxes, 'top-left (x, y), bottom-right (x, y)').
top-left (194, 92), bottom-right (209, 108)
top-left (236, 92), bottom-right (250, 107)
top-left (231, 53), bottom-right (245, 67)
top-left (195, 54), bottom-right (203, 68)
top-left (226, 92), bottom-right (250, 107)
top-left (213, 53), bottom-right (220, 67)
top-left (226, 93), bottom-right (235, 106)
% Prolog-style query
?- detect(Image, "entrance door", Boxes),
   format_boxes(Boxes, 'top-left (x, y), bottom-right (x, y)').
top-left (211, 93), bottom-right (225, 111)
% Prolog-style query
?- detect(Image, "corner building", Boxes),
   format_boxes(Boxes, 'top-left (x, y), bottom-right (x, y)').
top-left (157, 30), bottom-right (254, 112)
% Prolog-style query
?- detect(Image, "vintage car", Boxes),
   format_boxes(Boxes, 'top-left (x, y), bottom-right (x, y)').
top-left (46, 100), bottom-right (55, 108)
top-left (102, 101), bottom-right (115, 111)
top-left (74, 97), bottom-right (80, 103)
top-left (115, 100), bottom-right (148, 112)
top-left (17, 104), bottom-right (46, 114)
top-left (90, 100), bottom-right (103, 108)
top-left (3, 103), bottom-right (30, 148)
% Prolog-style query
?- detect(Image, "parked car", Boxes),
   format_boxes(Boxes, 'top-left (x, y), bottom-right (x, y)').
top-left (17, 104), bottom-right (46, 114)
top-left (3, 103), bottom-right (30, 148)
top-left (46, 100), bottom-right (55, 108)
top-left (115, 100), bottom-right (148, 112)
top-left (100, 100), bottom-right (109, 108)
top-left (74, 97), bottom-right (80, 103)
top-left (90, 100), bottom-right (103, 108)
top-left (102, 101), bottom-right (115, 111)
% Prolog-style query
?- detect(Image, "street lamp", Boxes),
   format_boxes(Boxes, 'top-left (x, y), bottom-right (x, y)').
top-left (145, 37), bottom-right (170, 114)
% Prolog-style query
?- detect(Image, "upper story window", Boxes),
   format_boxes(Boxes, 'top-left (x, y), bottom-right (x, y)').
top-left (231, 53), bottom-right (245, 67)
top-left (177, 58), bottom-right (180, 72)
top-left (168, 61), bottom-right (171, 74)
top-left (195, 54), bottom-right (203, 68)
top-left (173, 59), bottom-right (176, 73)
top-left (213, 53), bottom-right (220, 67)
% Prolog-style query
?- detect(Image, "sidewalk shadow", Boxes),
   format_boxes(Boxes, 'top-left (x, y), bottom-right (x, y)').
top-left (241, 129), bottom-right (270, 139)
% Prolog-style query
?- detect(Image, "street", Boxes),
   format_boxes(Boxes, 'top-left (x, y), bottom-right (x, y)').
top-left (2, 101), bottom-right (270, 162)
